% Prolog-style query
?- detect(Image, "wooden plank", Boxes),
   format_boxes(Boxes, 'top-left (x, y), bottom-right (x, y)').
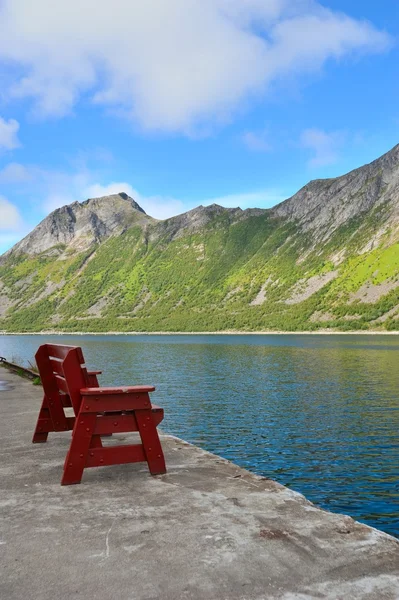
top-left (62, 348), bottom-right (88, 414)
top-left (81, 385), bottom-right (155, 395)
top-left (85, 444), bottom-right (146, 468)
top-left (45, 344), bottom-right (78, 360)
top-left (55, 375), bottom-right (69, 394)
top-left (93, 409), bottom-right (163, 434)
top-left (35, 415), bottom-right (74, 432)
top-left (81, 393), bottom-right (152, 412)
top-left (94, 414), bottom-right (137, 434)
top-left (49, 358), bottom-right (64, 377)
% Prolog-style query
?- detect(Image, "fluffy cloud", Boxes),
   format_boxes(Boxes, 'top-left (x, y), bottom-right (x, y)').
top-left (0, 161), bottom-right (97, 212)
top-left (0, 162), bottom-right (32, 182)
top-left (0, 195), bottom-right (23, 230)
top-left (0, 162), bottom-right (188, 219)
top-left (300, 128), bottom-right (344, 167)
top-left (0, 116), bottom-right (20, 150)
top-left (0, 194), bottom-right (28, 253)
top-left (0, 1), bottom-right (391, 134)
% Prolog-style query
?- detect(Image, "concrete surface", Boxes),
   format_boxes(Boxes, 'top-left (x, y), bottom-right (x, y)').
top-left (1, 367), bottom-right (399, 600)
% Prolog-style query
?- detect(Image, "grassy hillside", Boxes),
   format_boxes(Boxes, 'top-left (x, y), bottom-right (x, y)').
top-left (1, 206), bottom-right (398, 332)
top-left (1, 145), bottom-right (398, 333)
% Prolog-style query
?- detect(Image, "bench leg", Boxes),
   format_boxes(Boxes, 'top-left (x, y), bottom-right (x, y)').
top-left (33, 394), bottom-right (71, 443)
top-left (33, 431), bottom-right (49, 443)
top-left (136, 410), bottom-right (166, 475)
top-left (32, 395), bottom-right (51, 443)
top-left (61, 414), bottom-right (96, 485)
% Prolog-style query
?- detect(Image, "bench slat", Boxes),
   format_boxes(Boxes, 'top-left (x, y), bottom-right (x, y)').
top-left (93, 409), bottom-right (164, 434)
top-left (54, 375), bottom-right (69, 394)
top-left (45, 344), bottom-right (79, 360)
top-left (50, 358), bottom-right (64, 377)
top-left (85, 444), bottom-right (146, 468)
top-left (81, 393), bottom-right (152, 412)
top-left (81, 385), bottom-right (155, 395)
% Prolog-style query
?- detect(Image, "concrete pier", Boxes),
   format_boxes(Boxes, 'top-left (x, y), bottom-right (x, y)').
top-left (1, 367), bottom-right (399, 600)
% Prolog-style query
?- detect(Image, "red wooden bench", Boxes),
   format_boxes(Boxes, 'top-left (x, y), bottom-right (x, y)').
top-left (32, 344), bottom-right (166, 485)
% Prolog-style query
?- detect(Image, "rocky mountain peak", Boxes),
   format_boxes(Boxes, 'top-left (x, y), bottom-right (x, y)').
top-left (3, 192), bottom-right (152, 258)
top-left (272, 143), bottom-right (399, 241)
top-left (80, 192), bottom-right (147, 215)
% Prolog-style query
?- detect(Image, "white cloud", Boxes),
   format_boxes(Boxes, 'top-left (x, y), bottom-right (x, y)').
top-left (42, 171), bottom-right (99, 213)
top-left (0, 162), bottom-right (98, 213)
top-left (0, 162), bottom-right (32, 182)
top-left (300, 128), bottom-right (344, 167)
top-left (242, 129), bottom-right (271, 152)
top-left (84, 183), bottom-right (137, 202)
top-left (0, 1), bottom-right (392, 134)
top-left (0, 163), bottom-right (187, 220)
top-left (0, 195), bottom-right (23, 230)
top-left (0, 116), bottom-right (21, 150)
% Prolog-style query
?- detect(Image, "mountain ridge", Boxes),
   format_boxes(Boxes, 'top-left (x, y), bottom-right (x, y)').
top-left (4, 142), bottom-right (399, 259)
top-left (1, 143), bottom-right (398, 332)
top-left (272, 143), bottom-right (399, 241)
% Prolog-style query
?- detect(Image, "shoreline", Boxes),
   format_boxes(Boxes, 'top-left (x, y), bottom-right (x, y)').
top-left (1, 329), bottom-right (398, 336)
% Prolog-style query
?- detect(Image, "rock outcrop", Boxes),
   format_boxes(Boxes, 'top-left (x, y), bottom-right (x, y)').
top-left (273, 144), bottom-right (399, 244)
top-left (2, 192), bottom-right (153, 257)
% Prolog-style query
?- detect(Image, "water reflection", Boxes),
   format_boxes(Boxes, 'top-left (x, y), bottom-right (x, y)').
top-left (1, 334), bottom-right (398, 537)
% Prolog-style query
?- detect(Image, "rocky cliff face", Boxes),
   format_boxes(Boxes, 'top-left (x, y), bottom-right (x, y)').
top-left (0, 144), bottom-right (398, 332)
top-left (3, 192), bottom-right (153, 258)
top-left (273, 144), bottom-right (399, 245)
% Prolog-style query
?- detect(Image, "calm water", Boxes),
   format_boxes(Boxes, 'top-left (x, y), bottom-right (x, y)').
top-left (1, 334), bottom-right (398, 537)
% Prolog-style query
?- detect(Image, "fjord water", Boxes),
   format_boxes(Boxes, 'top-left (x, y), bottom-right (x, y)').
top-left (1, 334), bottom-right (398, 537)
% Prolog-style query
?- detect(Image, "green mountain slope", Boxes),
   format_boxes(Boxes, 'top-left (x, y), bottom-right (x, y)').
top-left (1, 145), bottom-right (398, 332)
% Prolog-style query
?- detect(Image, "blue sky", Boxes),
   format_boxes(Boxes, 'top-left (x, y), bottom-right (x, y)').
top-left (0, 0), bottom-right (398, 254)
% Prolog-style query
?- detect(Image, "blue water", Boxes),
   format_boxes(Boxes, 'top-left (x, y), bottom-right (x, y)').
top-left (1, 333), bottom-right (398, 537)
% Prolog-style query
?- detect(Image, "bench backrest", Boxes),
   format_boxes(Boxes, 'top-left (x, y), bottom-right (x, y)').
top-left (35, 344), bottom-right (90, 415)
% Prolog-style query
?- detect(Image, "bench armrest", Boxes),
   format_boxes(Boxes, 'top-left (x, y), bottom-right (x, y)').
top-left (87, 370), bottom-right (102, 376)
top-left (80, 385), bottom-right (155, 395)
